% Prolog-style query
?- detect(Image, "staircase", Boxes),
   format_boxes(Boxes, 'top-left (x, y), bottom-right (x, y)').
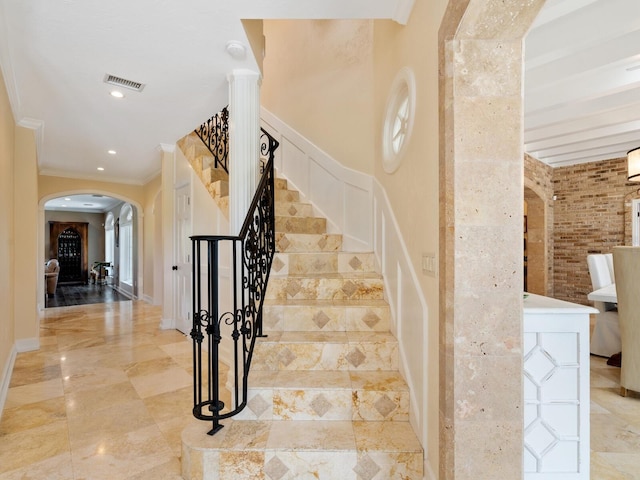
top-left (178, 134), bottom-right (424, 479)
top-left (177, 131), bottom-right (230, 215)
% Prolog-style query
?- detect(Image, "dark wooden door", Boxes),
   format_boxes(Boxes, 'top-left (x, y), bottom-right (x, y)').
top-left (49, 222), bottom-right (89, 284)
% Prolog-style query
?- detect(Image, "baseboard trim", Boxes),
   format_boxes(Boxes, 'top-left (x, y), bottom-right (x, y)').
top-left (0, 346), bottom-right (17, 420)
top-left (159, 317), bottom-right (175, 330)
top-left (424, 460), bottom-right (437, 480)
top-left (142, 294), bottom-right (153, 304)
top-left (15, 337), bottom-right (39, 353)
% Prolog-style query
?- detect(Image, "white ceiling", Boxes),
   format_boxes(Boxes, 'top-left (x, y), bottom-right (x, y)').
top-left (0, 0), bottom-right (410, 186)
top-left (45, 194), bottom-right (121, 213)
top-left (524, 0), bottom-right (640, 167)
top-left (1, 0), bottom-right (635, 182)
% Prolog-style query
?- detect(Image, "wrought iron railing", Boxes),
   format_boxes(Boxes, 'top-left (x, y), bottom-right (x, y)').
top-left (195, 106), bottom-right (229, 172)
top-left (189, 128), bottom-right (279, 435)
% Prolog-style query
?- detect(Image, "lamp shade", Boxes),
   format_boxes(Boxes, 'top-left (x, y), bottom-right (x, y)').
top-left (628, 147), bottom-right (640, 182)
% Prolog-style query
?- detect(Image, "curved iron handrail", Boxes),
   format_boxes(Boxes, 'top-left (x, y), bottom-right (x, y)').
top-left (189, 128), bottom-right (278, 435)
top-left (194, 106), bottom-right (229, 173)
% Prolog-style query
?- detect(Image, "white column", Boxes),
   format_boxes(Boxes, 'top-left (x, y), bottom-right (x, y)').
top-left (228, 69), bottom-right (261, 235)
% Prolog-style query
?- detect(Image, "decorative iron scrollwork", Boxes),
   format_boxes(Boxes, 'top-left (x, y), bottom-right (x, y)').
top-left (189, 129), bottom-right (278, 435)
top-left (195, 106), bottom-right (229, 173)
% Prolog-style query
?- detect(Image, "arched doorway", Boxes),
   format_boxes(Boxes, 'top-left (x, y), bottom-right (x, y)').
top-left (38, 191), bottom-right (144, 310)
top-left (524, 187), bottom-right (548, 295)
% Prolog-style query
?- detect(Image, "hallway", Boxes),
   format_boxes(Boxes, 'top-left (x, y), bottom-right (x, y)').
top-left (2, 302), bottom-right (640, 478)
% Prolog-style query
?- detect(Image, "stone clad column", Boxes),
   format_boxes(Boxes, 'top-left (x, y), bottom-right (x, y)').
top-left (438, 1), bottom-right (545, 478)
top-left (228, 69), bottom-right (261, 235)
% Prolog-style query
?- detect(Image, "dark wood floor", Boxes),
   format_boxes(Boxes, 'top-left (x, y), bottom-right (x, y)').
top-left (45, 283), bottom-right (130, 308)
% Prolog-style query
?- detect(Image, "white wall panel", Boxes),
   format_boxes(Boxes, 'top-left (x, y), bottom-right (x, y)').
top-left (261, 107), bottom-right (373, 251)
top-left (373, 179), bottom-right (428, 452)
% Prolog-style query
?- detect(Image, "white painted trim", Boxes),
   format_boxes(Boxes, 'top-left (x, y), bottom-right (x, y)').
top-left (0, 346), bottom-right (17, 420)
top-left (159, 317), bottom-right (175, 330)
top-left (373, 178), bottom-right (430, 458)
top-left (15, 338), bottom-right (40, 353)
top-left (424, 461), bottom-right (437, 480)
top-left (142, 294), bottom-right (154, 304)
top-left (393, 0), bottom-right (416, 25)
top-left (260, 107), bottom-right (373, 252)
top-left (113, 284), bottom-right (135, 300)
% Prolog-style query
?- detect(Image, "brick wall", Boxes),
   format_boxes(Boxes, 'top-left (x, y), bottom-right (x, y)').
top-left (552, 156), bottom-right (640, 305)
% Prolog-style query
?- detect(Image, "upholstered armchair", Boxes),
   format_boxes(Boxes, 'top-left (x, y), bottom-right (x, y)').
top-left (612, 246), bottom-right (640, 396)
top-left (45, 259), bottom-right (60, 296)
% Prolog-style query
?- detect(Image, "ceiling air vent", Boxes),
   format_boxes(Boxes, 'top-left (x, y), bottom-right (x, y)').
top-left (103, 74), bottom-right (145, 92)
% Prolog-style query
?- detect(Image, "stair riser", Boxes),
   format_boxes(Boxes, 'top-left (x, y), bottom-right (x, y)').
top-left (275, 216), bottom-right (326, 234)
top-left (271, 252), bottom-right (377, 276)
top-left (202, 166), bottom-right (228, 184)
top-left (276, 233), bottom-right (342, 252)
top-left (182, 447), bottom-right (423, 480)
top-left (266, 278), bottom-right (384, 301)
top-left (274, 202), bottom-right (314, 217)
top-left (181, 423), bottom-right (424, 480)
top-left (275, 189), bottom-right (300, 202)
top-left (263, 304), bottom-right (390, 332)
top-left (236, 388), bottom-right (409, 422)
top-left (251, 342), bottom-right (398, 372)
top-left (207, 180), bottom-right (228, 198)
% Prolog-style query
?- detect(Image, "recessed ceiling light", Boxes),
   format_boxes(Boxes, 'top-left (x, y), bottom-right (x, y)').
top-left (110, 90), bottom-right (125, 98)
top-left (97, 167), bottom-right (105, 171)
top-left (108, 150), bottom-right (116, 155)
top-left (64, 197), bottom-right (71, 201)
top-left (61, 204), bottom-right (67, 207)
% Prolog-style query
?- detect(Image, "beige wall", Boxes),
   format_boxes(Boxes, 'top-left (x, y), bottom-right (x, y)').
top-left (372, 3), bottom-right (447, 472)
top-left (143, 174), bottom-right (161, 302)
top-left (14, 127), bottom-right (39, 342)
top-left (261, 19), bottom-right (375, 174)
top-left (0, 68), bottom-right (16, 386)
top-left (39, 175), bottom-right (145, 207)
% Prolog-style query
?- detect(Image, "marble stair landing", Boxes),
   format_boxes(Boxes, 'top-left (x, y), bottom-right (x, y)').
top-left (181, 419), bottom-right (422, 480)
top-left (179, 153), bottom-right (423, 479)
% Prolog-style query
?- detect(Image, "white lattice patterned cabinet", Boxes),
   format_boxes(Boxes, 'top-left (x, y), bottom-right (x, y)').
top-left (523, 294), bottom-right (597, 479)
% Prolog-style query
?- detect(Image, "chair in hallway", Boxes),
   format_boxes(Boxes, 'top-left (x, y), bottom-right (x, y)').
top-left (587, 253), bottom-right (620, 357)
top-left (45, 259), bottom-right (60, 297)
top-left (613, 246), bottom-right (640, 396)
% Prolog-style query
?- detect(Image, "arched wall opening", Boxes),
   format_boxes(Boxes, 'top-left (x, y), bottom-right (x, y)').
top-left (524, 187), bottom-right (548, 296)
top-left (38, 189), bottom-right (144, 311)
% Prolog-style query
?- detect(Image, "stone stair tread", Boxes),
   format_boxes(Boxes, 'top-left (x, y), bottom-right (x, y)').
top-left (259, 330), bottom-right (396, 344)
top-left (271, 251), bottom-right (378, 276)
top-left (263, 298), bottom-right (389, 307)
top-left (248, 369), bottom-right (408, 391)
top-left (182, 419), bottom-right (422, 454)
top-left (275, 201), bottom-right (314, 217)
top-left (274, 271), bottom-right (383, 280)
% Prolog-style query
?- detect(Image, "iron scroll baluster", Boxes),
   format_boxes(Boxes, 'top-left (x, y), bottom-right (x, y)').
top-left (194, 106), bottom-right (229, 173)
top-left (189, 128), bottom-right (278, 435)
